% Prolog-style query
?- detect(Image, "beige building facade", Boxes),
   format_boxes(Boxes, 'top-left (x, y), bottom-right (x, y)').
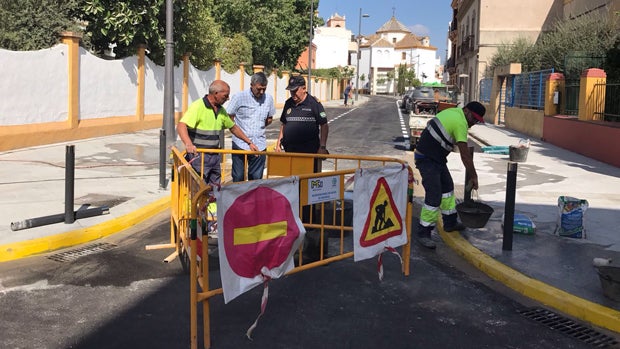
top-left (445, 0), bottom-right (619, 102)
top-left (447, 0), bottom-right (562, 102)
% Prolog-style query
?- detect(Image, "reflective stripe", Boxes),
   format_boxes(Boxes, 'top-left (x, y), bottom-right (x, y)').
top-left (420, 203), bottom-right (439, 227)
top-left (427, 118), bottom-right (455, 152)
top-left (442, 208), bottom-right (457, 215)
top-left (442, 191), bottom-right (454, 198)
top-left (189, 129), bottom-right (221, 149)
top-left (440, 193), bottom-right (456, 215)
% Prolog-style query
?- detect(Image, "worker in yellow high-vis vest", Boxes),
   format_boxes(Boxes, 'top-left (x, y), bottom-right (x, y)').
top-left (413, 101), bottom-right (486, 249)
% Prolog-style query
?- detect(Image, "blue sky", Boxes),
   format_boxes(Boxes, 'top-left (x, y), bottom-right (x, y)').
top-left (317, 0), bottom-right (453, 62)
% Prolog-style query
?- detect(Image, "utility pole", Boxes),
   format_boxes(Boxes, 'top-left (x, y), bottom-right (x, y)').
top-left (308, 1), bottom-right (313, 95)
top-left (160, 0), bottom-right (174, 189)
top-left (355, 9), bottom-right (369, 102)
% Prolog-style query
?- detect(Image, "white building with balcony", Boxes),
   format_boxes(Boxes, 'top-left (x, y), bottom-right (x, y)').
top-left (355, 16), bottom-right (441, 94)
top-left (313, 13), bottom-right (354, 69)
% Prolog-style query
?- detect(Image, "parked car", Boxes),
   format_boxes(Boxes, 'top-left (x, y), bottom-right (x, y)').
top-left (406, 87), bottom-right (435, 114)
top-left (400, 89), bottom-right (415, 110)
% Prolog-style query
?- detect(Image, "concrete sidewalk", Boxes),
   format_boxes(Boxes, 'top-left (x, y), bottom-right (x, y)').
top-left (438, 122), bottom-right (620, 332)
top-left (1, 96), bottom-right (620, 334)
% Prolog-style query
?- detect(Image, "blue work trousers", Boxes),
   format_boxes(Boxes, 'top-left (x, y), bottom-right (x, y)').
top-left (232, 143), bottom-right (266, 182)
top-left (415, 156), bottom-right (458, 237)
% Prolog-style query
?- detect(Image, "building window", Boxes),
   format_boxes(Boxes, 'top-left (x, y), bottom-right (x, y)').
top-left (402, 52), bottom-right (406, 60)
top-left (392, 38), bottom-right (397, 43)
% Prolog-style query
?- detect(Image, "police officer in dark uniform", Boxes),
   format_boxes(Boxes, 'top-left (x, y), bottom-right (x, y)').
top-left (275, 75), bottom-right (329, 172)
top-left (276, 75), bottom-right (330, 261)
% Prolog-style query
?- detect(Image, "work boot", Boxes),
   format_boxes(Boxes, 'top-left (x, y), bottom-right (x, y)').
top-left (417, 236), bottom-right (436, 249)
top-left (444, 222), bottom-right (466, 232)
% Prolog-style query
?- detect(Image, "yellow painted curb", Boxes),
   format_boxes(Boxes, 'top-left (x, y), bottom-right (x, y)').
top-left (0, 196), bottom-right (170, 263)
top-left (438, 228), bottom-right (620, 334)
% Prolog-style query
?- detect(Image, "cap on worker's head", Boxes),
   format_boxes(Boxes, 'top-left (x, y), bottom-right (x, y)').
top-left (465, 101), bottom-right (486, 123)
top-left (286, 76), bottom-right (306, 90)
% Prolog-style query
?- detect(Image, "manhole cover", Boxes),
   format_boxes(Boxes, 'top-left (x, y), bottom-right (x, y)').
top-left (47, 242), bottom-right (117, 263)
top-left (519, 307), bottom-right (619, 348)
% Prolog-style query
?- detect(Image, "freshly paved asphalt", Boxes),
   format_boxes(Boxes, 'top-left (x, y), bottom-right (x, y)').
top-left (1, 94), bottom-right (620, 337)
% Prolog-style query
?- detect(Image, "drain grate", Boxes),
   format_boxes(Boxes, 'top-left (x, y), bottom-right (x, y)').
top-left (47, 242), bottom-right (117, 263)
top-left (519, 307), bottom-right (619, 348)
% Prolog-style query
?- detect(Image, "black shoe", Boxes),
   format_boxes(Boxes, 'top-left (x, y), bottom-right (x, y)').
top-left (444, 222), bottom-right (466, 232)
top-left (417, 237), bottom-right (436, 249)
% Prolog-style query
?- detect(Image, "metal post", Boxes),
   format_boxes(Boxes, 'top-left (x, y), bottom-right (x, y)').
top-left (160, 0), bottom-right (174, 191)
top-left (65, 145), bottom-right (75, 224)
top-left (163, 0), bottom-right (175, 144)
top-left (355, 8), bottom-right (361, 102)
top-left (10, 145), bottom-right (110, 231)
top-left (355, 9), bottom-right (369, 102)
top-left (307, 0), bottom-right (313, 95)
top-left (503, 162), bottom-right (518, 251)
top-left (417, 55), bottom-right (421, 81)
top-left (159, 129), bottom-right (167, 189)
top-left (464, 146), bottom-right (474, 202)
top-left (11, 207), bottom-right (110, 231)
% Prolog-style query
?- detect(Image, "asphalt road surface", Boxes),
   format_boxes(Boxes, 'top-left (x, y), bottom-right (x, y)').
top-left (0, 96), bottom-right (604, 349)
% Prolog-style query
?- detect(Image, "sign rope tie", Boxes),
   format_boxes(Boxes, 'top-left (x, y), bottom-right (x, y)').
top-left (177, 153), bottom-right (201, 172)
top-left (377, 246), bottom-right (403, 281)
top-left (246, 274), bottom-right (272, 340)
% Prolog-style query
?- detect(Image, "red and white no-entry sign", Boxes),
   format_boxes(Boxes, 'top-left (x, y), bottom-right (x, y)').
top-left (223, 186), bottom-right (301, 278)
top-left (215, 177), bottom-right (305, 303)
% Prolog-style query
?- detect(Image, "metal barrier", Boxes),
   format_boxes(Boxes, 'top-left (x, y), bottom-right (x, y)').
top-left (151, 146), bottom-right (414, 349)
top-left (479, 78), bottom-right (492, 103)
top-left (511, 69), bottom-right (554, 110)
top-left (564, 80), bottom-right (580, 116)
top-left (594, 82), bottom-right (620, 122)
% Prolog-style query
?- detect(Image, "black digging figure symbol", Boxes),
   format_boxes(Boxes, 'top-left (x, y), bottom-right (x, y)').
top-left (372, 200), bottom-right (394, 233)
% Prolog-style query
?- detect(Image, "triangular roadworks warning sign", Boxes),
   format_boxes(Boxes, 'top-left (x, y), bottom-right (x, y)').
top-left (359, 177), bottom-right (403, 247)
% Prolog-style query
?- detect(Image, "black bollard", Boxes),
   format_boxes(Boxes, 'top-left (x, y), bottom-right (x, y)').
top-left (503, 161), bottom-right (518, 251)
top-left (10, 145), bottom-right (110, 231)
top-left (159, 128), bottom-right (167, 189)
top-left (464, 146), bottom-right (474, 201)
top-left (11, 206), bottom-right (110, 231)
top-left (65, 145), bottom-right (75, 224)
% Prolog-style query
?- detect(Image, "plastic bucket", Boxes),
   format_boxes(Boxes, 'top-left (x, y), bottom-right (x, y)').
top-left (509, 146), bottom-right (528, 162)
top-left (596, 265), bottom-right (620, 302)
top-left (456, 201), bottom-right (494, 228)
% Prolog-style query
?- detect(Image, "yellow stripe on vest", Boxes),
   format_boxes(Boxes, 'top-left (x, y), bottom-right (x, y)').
top-left (234, 221), bottom-right (287, 245)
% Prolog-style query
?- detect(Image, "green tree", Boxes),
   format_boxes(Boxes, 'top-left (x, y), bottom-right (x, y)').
top-left (396, 64), bottom-right (417, 93)
top-left (486, 37), bottom-right (538, 77)
top-left (217, 33), bottom-right (253, 73)
top-left (179, 1), bottom-right (223, 70)
top-left (604, 37), bottom-right (620, 81)
top-left (0, 0), bottom-right (83, 50)
top-left (487, 12), bottom-right (619, 76)
top-left (536, 12), bottom-right (617, 74)
top-left (212, 0), bottom-right (321, 71)
top-left (79, 0), bottom-right (221, 67)
top-left (1, 0), bottom-right (326, 73)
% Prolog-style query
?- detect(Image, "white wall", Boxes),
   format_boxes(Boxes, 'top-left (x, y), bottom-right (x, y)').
top-left (372, 48), bottom-right (394, 68)
top-left (0, 45), bottom-right (334, 128)
top-left (79, 48), bottom-right (138, 119)
top-left (0, 46), bottom-right (68, 125)
top-left (314, 27), bottom-right (352, 69)
top-left (186, 64), bottom-right (216, 103)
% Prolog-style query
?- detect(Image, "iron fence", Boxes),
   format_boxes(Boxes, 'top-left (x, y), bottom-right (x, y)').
top-left (564, 80), bottom-right (580, 116)
top-left (511, 69), bottom-right (554, 110)
top-left (594, 82), bottom-right (620, 122)
top-left (479, 78), bottom-right (492, 103)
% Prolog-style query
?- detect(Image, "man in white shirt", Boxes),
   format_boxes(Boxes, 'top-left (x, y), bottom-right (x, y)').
top-left (227, 72), bottom-right (276, 181)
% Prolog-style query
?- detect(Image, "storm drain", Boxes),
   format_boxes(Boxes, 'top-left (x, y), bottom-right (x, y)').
top-left (47, 242), bottom-right (117, 263)
top-left (519, 307), bottom-right (618, 348)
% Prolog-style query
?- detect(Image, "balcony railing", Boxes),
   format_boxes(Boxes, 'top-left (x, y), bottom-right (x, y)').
top-left (459, 35), bottom-right (475, 55)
